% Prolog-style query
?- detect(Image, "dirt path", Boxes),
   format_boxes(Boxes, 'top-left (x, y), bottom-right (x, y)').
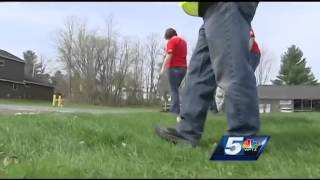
top-left (0, 104), bottom-right (155, 114)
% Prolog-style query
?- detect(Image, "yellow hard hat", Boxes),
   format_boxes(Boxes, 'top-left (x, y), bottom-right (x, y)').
top-left (179, 2), bottom-right (200, 17)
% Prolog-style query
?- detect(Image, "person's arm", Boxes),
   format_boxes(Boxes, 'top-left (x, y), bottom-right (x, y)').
top-left (160, 37), bottom-right (176, 75)
top-left (160, 53), bottom-right (173, 75)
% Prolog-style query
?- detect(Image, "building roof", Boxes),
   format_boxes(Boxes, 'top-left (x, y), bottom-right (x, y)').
top-left (0, 78), bottom-right (25, 85)
top-left (258, 85), bottom-right (320, 99)
top-left (0, 49), bottom-right (25, 63)
top-left (24, 76), bottom-right (54, 88)
top-left (0, 78), bottom-right (54, 88)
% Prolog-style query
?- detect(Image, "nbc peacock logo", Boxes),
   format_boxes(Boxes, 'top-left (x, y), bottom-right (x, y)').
top-left (242, 139), bottom-right (261, 151)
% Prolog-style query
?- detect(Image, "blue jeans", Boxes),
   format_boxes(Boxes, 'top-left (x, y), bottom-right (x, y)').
top-left (209, 88), bottom-right (218, 113)
top-left (176, 2), bottom-right (260, 145)
top-left (168, 67), bottom-right (186, 115)
top-left (214, 51), bottom-right (261, 112)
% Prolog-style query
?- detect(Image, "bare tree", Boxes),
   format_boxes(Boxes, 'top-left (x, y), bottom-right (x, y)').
top-left (34, 55), bottom-right (50, 82)
top-left (97, 17), bottom-right (118, 104)
top-left (113, 37), bottom-right (135, 104)
top-left (35, 55), bottom-right (47, 76)
top-left (55, 15), bottom-right (176, 105)
top-left (57, 17), bottom-right (106, 104)
top-left (56, 16), bottom-right (78, 100)
top-left (125, 40), bottom-right (145, 104)
top-left (145, 33), bottom-right (162, 101)
top-left (255, 46), bottom-right (274, 85)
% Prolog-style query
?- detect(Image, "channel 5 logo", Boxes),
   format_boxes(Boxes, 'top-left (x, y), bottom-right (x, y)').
top-left (210, 136), bottom-right (270, 161)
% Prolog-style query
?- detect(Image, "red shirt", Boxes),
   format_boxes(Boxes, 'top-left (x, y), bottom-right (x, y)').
top-left (166, 36), bottom-right (187, 69)
top-left (250, 29), bottom-right (261, 55)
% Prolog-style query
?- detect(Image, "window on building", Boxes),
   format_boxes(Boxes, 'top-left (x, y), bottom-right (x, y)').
top-left (259, 104), bottom-right (271, 113)
top-left (265, 104), bottom-right (271, 113)
top-left (294, 99), bottom-right (302, 111)
top-left (302, 99), bottom-right (312, 111)
top-left (259, 104), bottom-right (265, 113)
top-left (0, 60), bottom-right (5, 67)
top-left (312, 100), bottom-right (320, 111)
top-left (280, 100), bottom-right (293, 112)
top-left (294, 99), bottom-right (312, 112)
top-left (12, 83), bottom-right (18, 91)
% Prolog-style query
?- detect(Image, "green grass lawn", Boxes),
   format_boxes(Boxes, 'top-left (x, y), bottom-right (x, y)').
top-left (0, 110), bottom-right (319, 178)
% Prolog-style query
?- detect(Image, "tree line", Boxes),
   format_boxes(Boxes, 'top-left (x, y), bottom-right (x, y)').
top-left (21, 16), bottom-right (318, 106)
top-left (52, 17), bottom-right (168, 106)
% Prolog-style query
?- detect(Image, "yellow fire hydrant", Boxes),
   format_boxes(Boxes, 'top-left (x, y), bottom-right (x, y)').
top-left (52, 94), bottom-right (64, 108)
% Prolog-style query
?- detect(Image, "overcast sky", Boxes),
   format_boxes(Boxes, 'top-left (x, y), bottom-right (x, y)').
top-left (0, 2), bottom-right (319, 84)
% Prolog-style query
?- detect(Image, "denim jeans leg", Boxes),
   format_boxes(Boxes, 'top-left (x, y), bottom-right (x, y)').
top-left (203, 2), bottom-right (260, 136)
top-left (168, 68), bottom-right (186, 115)
top-left (209, 87), bottom-right (218, 113)
top-left (176, 25), bottom-right (217, 145)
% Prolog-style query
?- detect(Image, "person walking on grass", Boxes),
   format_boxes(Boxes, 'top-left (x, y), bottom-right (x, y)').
top-left (155, 2), bottom-right (260, 147)
top-left (160, 28), bottom-right (188, 122)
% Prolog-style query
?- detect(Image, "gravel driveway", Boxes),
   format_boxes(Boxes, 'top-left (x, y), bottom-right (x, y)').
top-left (0, 104), bottom-right (154, 114)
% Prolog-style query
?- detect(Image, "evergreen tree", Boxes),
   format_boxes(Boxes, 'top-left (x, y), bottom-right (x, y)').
top-left (272, 45), bottom-right (318, 85)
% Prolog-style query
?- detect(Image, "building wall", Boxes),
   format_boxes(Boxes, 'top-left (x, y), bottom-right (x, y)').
top-left (0, 57), bottom-right (24, 82)
top-left (0, 81), bottom-right (25, 99)
top-left (259, 99), bottom-right (281, 113)
top-left (259, 99), bottom-right (296, 113)
top-left (0, 81), bottom-right (53, 101)
top-left (24, 83), bottom-right (54, 101)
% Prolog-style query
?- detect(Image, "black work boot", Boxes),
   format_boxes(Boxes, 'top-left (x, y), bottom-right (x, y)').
top-left (155, 127), bottom-right (196, 147)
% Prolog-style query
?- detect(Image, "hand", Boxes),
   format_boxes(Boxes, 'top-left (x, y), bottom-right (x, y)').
top-left (160, 67), bottom-right (165, 75)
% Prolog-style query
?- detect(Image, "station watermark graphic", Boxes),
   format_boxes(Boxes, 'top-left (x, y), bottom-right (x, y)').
top-left (210, 136), bottom-right (270, 161)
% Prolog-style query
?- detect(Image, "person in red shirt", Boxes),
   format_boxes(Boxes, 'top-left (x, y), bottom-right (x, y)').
top-left (248, 27), bottom-right (261, 70)
top-left (160, 28), bottom-right (187, 117)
